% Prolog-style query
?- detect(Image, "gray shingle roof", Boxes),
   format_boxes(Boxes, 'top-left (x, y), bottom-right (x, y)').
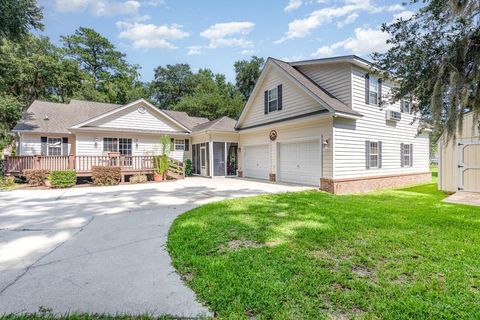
top-left (192, 116), bottom-right (237, 132)
top-left (270, 58), bottom-right (362, 117)
top-left (162, 110), bottom-right (210, 130)
top-left (13, 100), bottom-right (121, 134)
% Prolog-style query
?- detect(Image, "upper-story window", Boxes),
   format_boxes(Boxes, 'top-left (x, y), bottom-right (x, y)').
top-left (264, 84), bottom-right (283, 114)
top-left (401, 99), bottom-right (412, 113)
top-left (365, 74), bottom-right (382, 105)
top-left (369, 76), bottom-right (378, 105)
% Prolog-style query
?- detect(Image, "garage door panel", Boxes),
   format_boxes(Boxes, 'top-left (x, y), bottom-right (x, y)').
top-left (278, 140), bottom-right (321, 186)
top-left (244, 145), bottom-right (269, 180)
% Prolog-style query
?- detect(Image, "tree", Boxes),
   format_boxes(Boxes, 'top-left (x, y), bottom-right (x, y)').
top-left (0, 94), bottom-right (23, 152)
top-left (0, 0), bottom-right (43, 40)
top-left (234, 56), bottom-right (265, 100)
top-left (151, 63), bottom-right (195, 109)
top-left (172, 69), bottom-right (245, 119)
top-left (61, 27), bottom-right (142, 104)
top-left (373, 0), bottom-right (480, 140)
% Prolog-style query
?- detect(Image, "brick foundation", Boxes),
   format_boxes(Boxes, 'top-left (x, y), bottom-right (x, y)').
top-left (237, 170), bottom-right (243, 178)
top-left (320, 172), bottom-right (432, 195)
top-left (269, 173), bottom-right (276, 182)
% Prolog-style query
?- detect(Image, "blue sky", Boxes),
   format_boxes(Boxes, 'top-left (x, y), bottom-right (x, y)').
top-left (39, 0), bottom-right (417, 82)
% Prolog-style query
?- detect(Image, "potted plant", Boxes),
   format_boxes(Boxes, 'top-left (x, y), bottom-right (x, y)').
top-left (153, 135), bottom-right (172, 182)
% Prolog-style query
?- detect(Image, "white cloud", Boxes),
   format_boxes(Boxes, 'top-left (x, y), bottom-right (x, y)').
top-left (55, 0), bottom-right (141, 17)
top-left (241, 49), bottom-right (255, 55)
top-left (311, 27), bottom-right (390, 57)
top-left (116, 21), bottom-right (189, 49)
top-left (337, 12), bottom-right (358, 27)
top-left (392, 10), bottom-right (415, 21)
top-left (187, 46), bottom-right (203, 55)
top-left (200, 21), bottom-right (255, 48)
top-left (285, 0), bottom-right (303, 12)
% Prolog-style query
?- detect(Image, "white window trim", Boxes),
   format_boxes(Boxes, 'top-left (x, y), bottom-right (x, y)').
top-left (402, 99), bottom-right (412, 113)
top-left (175, 139), bottom-right (185, 151)
top-left (47, 137), bottom-right (62, 156)
top-left (369, 141), bottom-right (379, 169)
top-left (403, 143), bottom-right (412, 167)
top-left (268, 87), bottom-right (278, 112)
top-left (369, 76), bottom-right (378, 105)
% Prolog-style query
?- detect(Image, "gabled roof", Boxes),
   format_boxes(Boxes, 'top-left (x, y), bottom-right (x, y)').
top-left (288, 55), bottom-right (375, 70)
top-left (13, 100), bottom-right (121, 134)
top-left (192, 116), bottom-right (237, 133)
top-left (163, 110), bottom-right (210, 130)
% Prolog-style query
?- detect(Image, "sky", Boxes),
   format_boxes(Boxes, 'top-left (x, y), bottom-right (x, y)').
top-left (38, 0), bottom-right (418, 82)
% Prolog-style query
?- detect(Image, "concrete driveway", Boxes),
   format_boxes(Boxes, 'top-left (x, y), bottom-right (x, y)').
top-left (0, 177), bottom-right (308, 317)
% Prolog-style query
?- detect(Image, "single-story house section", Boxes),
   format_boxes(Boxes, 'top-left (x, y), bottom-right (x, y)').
top-left (11, 55), bottom-right (432, 193)
top-left (438, 112), bottom-right (480, 192)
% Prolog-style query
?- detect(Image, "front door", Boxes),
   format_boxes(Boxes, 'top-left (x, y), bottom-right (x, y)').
top-left (200, 146), bottom-right (207, 176)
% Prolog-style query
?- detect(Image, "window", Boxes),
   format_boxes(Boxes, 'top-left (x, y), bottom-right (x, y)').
top-left (103, 138), bottom-right (118, 153)
top-left (268, 87), bottom-right (278, 112)
top-left (369, 76), bottom-right (378, 105)
top-left (47, 137), bottom-right (62, 156)
top-left (402, 143), bottom-right (412, 167)
top-left (174, 139), bottom-right (185, 150)
top-left (401, 99), bottom-right (411, 113)
top-left (369, 141), bottom-right (379, 168)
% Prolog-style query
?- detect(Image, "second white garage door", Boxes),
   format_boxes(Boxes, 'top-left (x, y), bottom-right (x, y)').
top-left (278, 140), bottom-right (321, 186)
top-left (244, 145), bottom-right (270, 180)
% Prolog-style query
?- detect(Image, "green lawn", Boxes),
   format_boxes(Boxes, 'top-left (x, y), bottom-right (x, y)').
top-left (168, 179), bottom-right (480, 319)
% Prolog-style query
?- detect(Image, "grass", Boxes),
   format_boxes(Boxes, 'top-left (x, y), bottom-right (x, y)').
top-left (168, 177), bottom-right (480, 319)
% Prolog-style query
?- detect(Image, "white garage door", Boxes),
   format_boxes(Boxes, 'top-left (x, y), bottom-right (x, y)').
top-left (278, 140), bottom-right (321, 186)
top-left (244, 145), bottom-right (270, 180)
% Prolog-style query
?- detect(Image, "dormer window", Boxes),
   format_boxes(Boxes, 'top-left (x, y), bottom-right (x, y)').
top-left (401, 99), bottom-right (412, 113)
top-left (268, 88), bottom-right (278, 112)
top-left (365, 74), bottom-right (382, 105)
top-left (264, 84), bottom-right (283, 114)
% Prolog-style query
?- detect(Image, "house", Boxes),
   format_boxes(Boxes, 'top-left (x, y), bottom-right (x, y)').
top-left (10, 55), bottom-right (431, 193)
top-left (438, 112), bottom-right (480, 192)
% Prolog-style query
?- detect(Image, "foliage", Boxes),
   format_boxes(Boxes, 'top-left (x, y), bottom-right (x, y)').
top-left (151, 63), bottom-right (195, 109)
top-left (172, 69), bottom-right (245, 119)
top-left (50, 170), bottom-right (76, 188)
top-left (0, 0), bottom-right (43, 40)
top-left (373, 0), bottom-right (480, 141)
top-left (91, 166), bottom-right (121, 186)
top-left (61, 27), bottom-right (144, 104)
top-left (169, 179), bottom-right (480, 319)
top-left (234, 56), bottom-right (265, 100)
top-left (0, 94), bottom-right (22, 151)
top-left (129, 174), bottom-right (148, 184)
top-left (24, 169), bottom-right (49, 186)
top-left (185, 159), bottom-right (192, 176)
top-left (0, 175), bottom-right (15, 188)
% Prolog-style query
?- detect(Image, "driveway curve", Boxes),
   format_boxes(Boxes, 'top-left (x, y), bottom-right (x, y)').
top-left (0, 177), bottom-right (308, 317)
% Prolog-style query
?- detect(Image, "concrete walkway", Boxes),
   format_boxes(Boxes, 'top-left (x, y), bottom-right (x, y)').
top-left (443, 191), bottom-right (480, 206)
top-left (0, 177), bottom-right (308, 317)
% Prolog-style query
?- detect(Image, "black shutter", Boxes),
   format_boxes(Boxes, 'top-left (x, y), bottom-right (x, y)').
top-left (62, 137), bottom-right (69, 155)
top-left (170, 138), bottom-right (174, 152)
top-left (378, 141), bottom-right (382, 168)
top-left (378, 79), bottom-right (382, 105)
top-left (264, 90), bottom-right (268, 114)
top-left (400, 143), bottom-right (404, 167)
top-left (400, 100), bottom-right (405, 113)
top-left (41, 136), bottom-right (47, 156)
top-left (365, 140), bottom-right (370, 169)
top-left (365, 74), bottom-right (370, 105)
top-left (277, 84), bottom-right (283, 110)
top-left (184, 139), bottom-right (189, 151)
top-left (410, 144), bottom-right (413, 166)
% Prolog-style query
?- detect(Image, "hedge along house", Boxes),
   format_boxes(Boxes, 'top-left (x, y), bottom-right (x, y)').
top-left (9, 99), bottom-right (239, 179)
top-left (438, 112), bottom-right (480, 193)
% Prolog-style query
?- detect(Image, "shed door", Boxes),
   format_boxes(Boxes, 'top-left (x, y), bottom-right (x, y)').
top-left (244, 145), bottom-right (269, 180)
top-left (458, 141), bottom-right (480, 192)
top-left (278, 140), bottom-right (321, 186)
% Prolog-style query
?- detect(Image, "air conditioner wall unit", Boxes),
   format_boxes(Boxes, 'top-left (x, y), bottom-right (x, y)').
top-left (386, 110), bottom-right (402, 121)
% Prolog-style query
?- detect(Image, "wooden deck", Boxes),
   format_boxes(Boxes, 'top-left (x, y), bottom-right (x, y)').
top-left (3, 155), bottom-right (185, 180)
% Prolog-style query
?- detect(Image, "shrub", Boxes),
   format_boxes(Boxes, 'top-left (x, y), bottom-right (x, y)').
top-left (50, 170), bottom-right (76, 188)
top-left (185, 159), bottom-right (192, 176)
top-left (0, 175), bottom-right (15, 187)
top-left (91, 166), bottom-right (121, 186)
top-left (129, 174), bottom-right (147, 184)
top-left (24, 169), bottom-right (49, 186)
top-left (0, 159), bottom-right (4, 175)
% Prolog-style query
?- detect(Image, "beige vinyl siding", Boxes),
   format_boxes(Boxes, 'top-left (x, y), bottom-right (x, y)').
top-left (239, 117), bottom-right (333, 180)
top-left (296, 62), bottom-right (352, 107)
top-left (239, 65), bottom-right (325, 129)
top-left (332, 66), bottom-right (430, 179)
top-left (439, 112), bottom-right (479, 192)
top-left (75, 132), bottom-right (191, 162)
top-left (19, 133), bottom-right (74, 156)
top-left (89, 105), bottom-right (181, 132)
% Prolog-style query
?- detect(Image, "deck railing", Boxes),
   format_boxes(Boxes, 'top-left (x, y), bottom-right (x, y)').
top-left (3, 155), bottom-right (185, 178)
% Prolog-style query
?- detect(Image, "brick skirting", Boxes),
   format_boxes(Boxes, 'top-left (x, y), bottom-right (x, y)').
top-left (320, 172), bottom-right (432, 194)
